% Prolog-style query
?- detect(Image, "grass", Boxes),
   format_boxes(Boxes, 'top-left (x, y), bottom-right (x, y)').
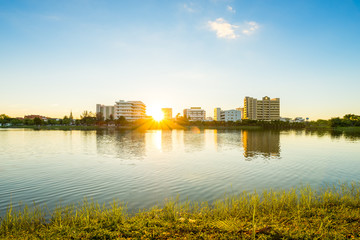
top-left (32, 125), bottom-right (101, 130)
top-left (335, 127), bottom-right (360, 132)
top-left (1, 183), bottom-right (360, 239)
top-left (1, 125), bottom-right (101, 130)
top-left (198, 125), bottom-right (263, 130)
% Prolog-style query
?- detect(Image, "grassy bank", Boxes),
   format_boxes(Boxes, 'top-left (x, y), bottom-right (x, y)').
top-left (3, 124), bottom-right (360, 133)
top-left (192, 125), bottom-right (263, 130)
top-left (335, 126), bottom-right (360, 132)
top-left (1, 184), bottom-right (360, 239)
top-left (0, 125), bottom-right (101, 130)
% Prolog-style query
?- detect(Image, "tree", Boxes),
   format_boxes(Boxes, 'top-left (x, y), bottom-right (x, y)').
top-left (34, 117), bottom-right (42, 126)
top-left (47, 119), bottom-right (58, 125)
top-left (24, 118), bottom-right (34, 125)
top-left (115, 116), bottom-right (127, 126)
top-left (10, 118), bottom-right (23, 126)
top-left (96, 112), bottom-right (104, 122)
top-left (330, 117), bottom-right (346, 127)
top-left (80, 110), bottom-right (96, 125)
top-left (0, 114), bottom-right (11, 124)
top-left (81, 111), bottom-right (89, 119)
top-left (63, 116), bottom-right (71, 125)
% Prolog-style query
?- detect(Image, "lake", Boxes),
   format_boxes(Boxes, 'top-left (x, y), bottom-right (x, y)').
top-left (0, 128), bottom-right (359, 214)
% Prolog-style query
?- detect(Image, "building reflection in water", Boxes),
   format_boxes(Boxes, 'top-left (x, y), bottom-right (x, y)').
top-left (213, 130), bottom-right (242, 151)
top-left (161, 130), bottom-right (173, 152)
top-left (183, 128), bottom-right (206, 153)
top-left (242, 130), bottom-right (280, 159)
top-left (96, 129), bottom-right (281, 161)
top-left (96, 130), bottom-right (146, 160)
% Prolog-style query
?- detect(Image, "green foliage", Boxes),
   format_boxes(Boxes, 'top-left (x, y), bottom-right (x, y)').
top-left (1, 112), bottom-right (359, 131)
top-left (0, 114), bottom-right (11, 124)
top-left (179, 119), bottom-right (306, 130)
top-left (330, 114), bottom-right (360, 127)
top-left (62, 116), bottom-right (71, 125)
top-left (176, 116), bottom-right (190, 126)
top-left (47, 119), bottom-right (58, 125)
top-left (115, 116), bottom-right (127, 126)
top-left (80, 111), bottom-right (96, 126)
top-left (23, 118), bottom-right (34, 125)
top-left (96, 112), bottom-right (104, 122)
top-left (33, 117), bottom-right (43, 126)
top-left (1, 183), bottom-right (360, 239)
top-left (9, 119), bottom-right (22, 126)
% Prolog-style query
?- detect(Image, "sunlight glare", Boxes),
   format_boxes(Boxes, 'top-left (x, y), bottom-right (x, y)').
top-left (147, 106), bottom-right (164, 121)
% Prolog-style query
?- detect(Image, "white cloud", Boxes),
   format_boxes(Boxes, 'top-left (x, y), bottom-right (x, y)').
top-left (208, 18), bottom-right (239, 39)
top-left (227, 5), bottom-right (236, 13)
top-left (208, 18), bottom-right (260, 39)
top-left (242, 21), bottom-right (259, 35)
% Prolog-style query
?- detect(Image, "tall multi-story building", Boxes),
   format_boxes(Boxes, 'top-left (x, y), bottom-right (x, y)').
top-left (244, 97), bottom-right (258, 120)
top-left (183, 107), bottom-right (206, 121)
top-left (213, 108), bottom-right (242, 122)
top-left (257, 96), bottom-right (280, 120)
top-left (96, 104), bottom-right (115, 120)
top-left (214, 108), bottom-right (222, 121)
top-left (115, 100), bottom-right (146, 121)
top-left (244, 96), bottom-right (280, 120)
top-left (236, 107), bottom-right (244, 119)
top-left (161, 108), bottom-right (173, 120)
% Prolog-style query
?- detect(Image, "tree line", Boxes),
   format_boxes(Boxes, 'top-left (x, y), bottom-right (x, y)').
top-left (1, 113), bottom-right (359, 129)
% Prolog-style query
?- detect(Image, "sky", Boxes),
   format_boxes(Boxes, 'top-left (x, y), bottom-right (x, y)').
top-left (0, 0), bottom-right (360, 120)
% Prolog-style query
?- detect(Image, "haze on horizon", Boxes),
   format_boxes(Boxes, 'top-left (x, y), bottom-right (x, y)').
top-left (0, 0), bottom-right (359, 120)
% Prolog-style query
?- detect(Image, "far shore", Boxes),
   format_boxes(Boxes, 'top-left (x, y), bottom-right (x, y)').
top-left (1, 124), bottom-right (360, 133)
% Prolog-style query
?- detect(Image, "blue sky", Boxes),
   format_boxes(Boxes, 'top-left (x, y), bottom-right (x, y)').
top-left (1, 0), bottom-right (359, 119)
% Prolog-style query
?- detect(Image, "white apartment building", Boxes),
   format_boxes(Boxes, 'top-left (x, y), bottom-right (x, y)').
top-left (214, 108), bottom-right (242, 122)
top-left (222, 110), bottom-right (242, 122)
top-left (96, 104), bottom-right (115, 120)
top-left (183, 107), bottom-right (206, 121)
top-left (115, 100), bottom-right (146, 121)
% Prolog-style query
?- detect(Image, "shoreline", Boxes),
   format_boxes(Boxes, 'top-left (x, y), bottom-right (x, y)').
top-left (1, 125), bottom-right (360, 133)
top-left (1, 184), bottom-right (359, 239)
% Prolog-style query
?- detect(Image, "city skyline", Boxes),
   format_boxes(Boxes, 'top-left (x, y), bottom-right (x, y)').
top-left (1, 0), bottom-right (360, 120)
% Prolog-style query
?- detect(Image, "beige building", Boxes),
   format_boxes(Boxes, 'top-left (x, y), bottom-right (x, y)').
top-left (161, 108), bottom-right (173, 120)
top-left (244, 97), bottom-right (258, 120)
top-left (244, 96), bottom-right (280, 120)
top-left (183, 107), bottom-right (206, 121)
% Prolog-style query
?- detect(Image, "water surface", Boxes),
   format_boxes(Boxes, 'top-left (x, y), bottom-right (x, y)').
top-left (0, 128), bottom-right (359, 213)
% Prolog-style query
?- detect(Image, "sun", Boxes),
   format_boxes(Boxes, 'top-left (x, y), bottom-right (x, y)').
top-left (152, 111), bottom-right (164, 121)
top-left (147, 106), bottom-right (164, 122)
